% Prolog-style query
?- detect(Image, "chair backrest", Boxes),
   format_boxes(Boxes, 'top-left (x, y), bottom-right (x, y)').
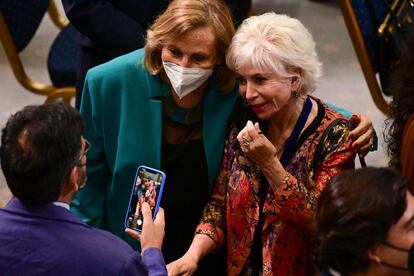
top-left (351, 0), bottom-right (387, 73)
top-left (340, 0), bottom-right (392, 116)
top-left (0, 0), bottom-right (50, 52)
top-left (0, 0), bottom-right (76, 103)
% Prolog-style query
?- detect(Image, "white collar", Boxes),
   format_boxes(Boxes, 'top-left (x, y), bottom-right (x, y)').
top-left (52, 202), bottom-right (70, 210)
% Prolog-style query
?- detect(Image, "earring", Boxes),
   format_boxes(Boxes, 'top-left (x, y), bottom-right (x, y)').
top-left (292, 90), bottom-right (300, 98)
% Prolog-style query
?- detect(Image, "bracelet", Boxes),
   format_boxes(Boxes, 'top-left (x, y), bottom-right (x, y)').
top-left (281, 172), bottom-right (292, 186)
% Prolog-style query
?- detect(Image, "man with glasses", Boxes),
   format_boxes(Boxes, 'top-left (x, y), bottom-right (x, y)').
top-left (0, 102), bottom-right (166, 275)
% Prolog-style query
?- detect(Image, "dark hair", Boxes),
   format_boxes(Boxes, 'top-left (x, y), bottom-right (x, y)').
top-left (0, 102), bottom-right (84, 205)
top-left (316, 167), bottom-right (408, 275)
top-left (385, 32), bottom-right (414, 169)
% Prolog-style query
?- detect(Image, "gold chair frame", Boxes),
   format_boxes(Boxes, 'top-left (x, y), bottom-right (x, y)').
top-left (0, 0), bottom-right (75, 103)
top-left (339, 0), bottom-right (392, 117)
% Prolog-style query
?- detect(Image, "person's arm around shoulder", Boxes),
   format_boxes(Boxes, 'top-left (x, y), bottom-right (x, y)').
top-left (325, 103), bottom-right (375, 156)
top-left (126, 202), bottom-right (167, 276)
top-left (348, 113), bottom-right (376, 156)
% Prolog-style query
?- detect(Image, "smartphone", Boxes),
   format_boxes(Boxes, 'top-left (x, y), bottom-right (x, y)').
top-left (124, 165), bottom-right (166, 232)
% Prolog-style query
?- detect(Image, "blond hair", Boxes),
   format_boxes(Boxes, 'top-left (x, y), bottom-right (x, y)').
top-left (226, 12), bottom-right (322, 95)
top-left (144, 0), bottom-right (236, 91)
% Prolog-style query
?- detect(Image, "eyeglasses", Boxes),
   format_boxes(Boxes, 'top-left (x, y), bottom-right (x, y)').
top-left (76, 139), bottom-right (92, 167)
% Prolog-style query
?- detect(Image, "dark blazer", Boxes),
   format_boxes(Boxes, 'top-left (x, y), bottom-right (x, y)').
top-left (63, 0), bottom-right (169, 56)
top-left (62, 0), bottom-right (251, 108)
top-left (0, 198), bottom-right (167, 275)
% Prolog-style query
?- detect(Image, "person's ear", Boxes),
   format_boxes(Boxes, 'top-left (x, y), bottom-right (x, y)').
top-left (58, 167), bottom-right (78, 200)
top-left (291, 68), bottom-right (302, 92)
top-left (368, 247), bottom-right (382, 263)
top-left (67, 166), bottom-right (80, 192)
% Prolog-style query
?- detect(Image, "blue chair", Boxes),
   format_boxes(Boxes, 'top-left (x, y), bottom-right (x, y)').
top-left (339, 0), bottom-right (407, 117)
top-left (0, 0), bottom-right (76, 102)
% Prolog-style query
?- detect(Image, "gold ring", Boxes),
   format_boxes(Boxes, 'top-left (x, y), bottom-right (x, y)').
top-left (242, 136), bottom-right (250, 147)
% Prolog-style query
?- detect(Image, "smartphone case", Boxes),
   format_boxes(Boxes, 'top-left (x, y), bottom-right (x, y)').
top-left (124, 165), bottom-right (166, 232)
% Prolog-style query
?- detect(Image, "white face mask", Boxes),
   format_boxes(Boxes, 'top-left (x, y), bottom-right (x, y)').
top-left (162, 61), bottom-right (213, 99)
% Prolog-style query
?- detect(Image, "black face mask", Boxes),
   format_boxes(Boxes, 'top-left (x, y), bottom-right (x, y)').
top-left (379, 242), bottom-right (410, 272)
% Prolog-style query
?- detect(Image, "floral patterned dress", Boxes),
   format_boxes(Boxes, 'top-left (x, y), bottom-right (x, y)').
top-left (196, 97), bottom-right (356, 276)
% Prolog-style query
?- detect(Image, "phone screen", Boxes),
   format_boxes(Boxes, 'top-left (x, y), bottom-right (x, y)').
top-left (125, 166), bottom-right (165, 232)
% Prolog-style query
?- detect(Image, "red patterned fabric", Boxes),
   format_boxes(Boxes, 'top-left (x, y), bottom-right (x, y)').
top-left (196, 98), bottom-right (356, 275)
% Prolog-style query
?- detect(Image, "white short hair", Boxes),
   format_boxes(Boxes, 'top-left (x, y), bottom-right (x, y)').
top-left (226, 12), bottom-right (322, 95)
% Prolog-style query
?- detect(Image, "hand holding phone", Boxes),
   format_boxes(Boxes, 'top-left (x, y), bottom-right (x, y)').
top-left (125, 166), bottom-right (166, 232)
top-left (125, 202), bottom-right (165, 252)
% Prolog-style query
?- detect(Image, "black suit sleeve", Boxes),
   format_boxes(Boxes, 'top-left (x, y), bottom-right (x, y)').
top-left (62, 0), bottom-right (148, 54)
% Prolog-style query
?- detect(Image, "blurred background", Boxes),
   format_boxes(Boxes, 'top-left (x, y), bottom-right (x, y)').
top-left (0, 0), bottom-right (390, 204)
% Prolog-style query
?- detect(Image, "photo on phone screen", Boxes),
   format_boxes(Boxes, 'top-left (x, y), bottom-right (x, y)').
top-left (124, 166), bottom-right (166, 232)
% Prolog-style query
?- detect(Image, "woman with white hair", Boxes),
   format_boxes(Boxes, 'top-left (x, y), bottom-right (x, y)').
top-left (168, 13), bottom-right (357, 275)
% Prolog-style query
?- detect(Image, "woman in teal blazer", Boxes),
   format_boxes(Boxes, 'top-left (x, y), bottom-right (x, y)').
top-left (72, 1), bottom-right (238, 274)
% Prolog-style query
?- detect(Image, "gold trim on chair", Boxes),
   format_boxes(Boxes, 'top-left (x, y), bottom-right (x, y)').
top-left (340, 0), bottom-right (392, 117)
top-left (0, 9), bottom-right (75, 103)
top-left (45, 87), bottom-right (76, 103)
top-left (48, 0), bottom-right (69, 30)
top-left (378, 0), bottom-right (413, 37)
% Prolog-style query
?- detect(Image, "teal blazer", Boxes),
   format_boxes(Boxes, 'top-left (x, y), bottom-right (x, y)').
top-left (72, 49), bottom-right (238, 247)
